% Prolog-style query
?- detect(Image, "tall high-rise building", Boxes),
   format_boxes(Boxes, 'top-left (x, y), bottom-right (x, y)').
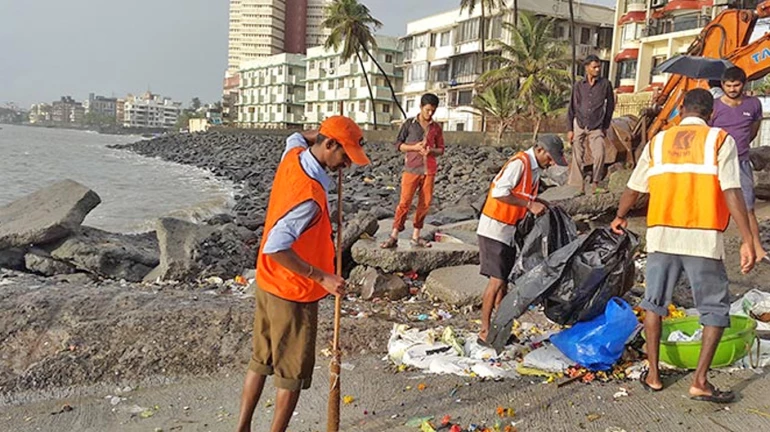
top-left (227, 0), bottom-right (331, 74)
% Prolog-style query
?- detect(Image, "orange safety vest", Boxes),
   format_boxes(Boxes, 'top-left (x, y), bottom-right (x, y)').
top-left (481, 152), bottom-right (537, 225)
top-left (647, 124), bottom-right (731, 231)
top-left (257, 147), bottom-right (335, 303)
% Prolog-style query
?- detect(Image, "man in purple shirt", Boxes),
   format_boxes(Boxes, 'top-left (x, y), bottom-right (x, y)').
top-left (711, 66), bottom-right (766, 261)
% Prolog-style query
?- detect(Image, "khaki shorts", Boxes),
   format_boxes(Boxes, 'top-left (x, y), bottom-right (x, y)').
top-left (248, 288), bottom-right (319, 391)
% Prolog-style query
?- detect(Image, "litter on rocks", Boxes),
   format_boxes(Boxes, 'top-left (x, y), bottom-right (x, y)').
top-left (387, 324), bottom-right (522, 378)
top-left (731, 289), bottom-right (770, 331)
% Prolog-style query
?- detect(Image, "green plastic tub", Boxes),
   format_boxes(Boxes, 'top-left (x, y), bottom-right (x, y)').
top-left (643, 315), bottom-right (757, 369)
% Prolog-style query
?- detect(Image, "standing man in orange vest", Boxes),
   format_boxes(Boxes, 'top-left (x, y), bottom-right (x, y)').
top-left (476, 135), bottom-right (568, 344)
top-left (611, 89), bottom-right (755, 403)
top-left (236, 116), bottom-right (370, 432)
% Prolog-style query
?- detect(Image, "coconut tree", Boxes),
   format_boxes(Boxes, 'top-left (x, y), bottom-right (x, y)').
top-left (323, 0), bottom-right (405, 128)
top-left (473, 82), bottom-right (520, 143)
top-left (532, 88), bottom-right (569, 139)
top-left (482, 13), bottom-right (571, 105)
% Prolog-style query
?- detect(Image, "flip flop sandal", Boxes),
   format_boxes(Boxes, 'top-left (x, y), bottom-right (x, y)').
top-left (639, 370), bottom-right (663, 393)
top-left (690, 386), bottom-right (735, 404)
top-left (379, 236), bottom-right (398, 249)
top-left (410, 238), bottom-right (432, 248)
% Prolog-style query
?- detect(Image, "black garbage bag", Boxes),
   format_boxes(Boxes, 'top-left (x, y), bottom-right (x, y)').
top-left (543, 228), bottom-right (639, 326)
top-left (487, 227), bottom-right (640, 353)
top-left (510, 206), bottom-right (578, 280)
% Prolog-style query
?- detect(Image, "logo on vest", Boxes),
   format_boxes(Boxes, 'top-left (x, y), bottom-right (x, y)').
top-left (670, 130), bottom-right (694, 158)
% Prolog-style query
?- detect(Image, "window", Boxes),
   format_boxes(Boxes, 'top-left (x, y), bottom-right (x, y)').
top-left (450, 54), bottom-right (477, 79)
top-left (430, 33), bottom-right (437, 47)
top-left (456, 122), bottom-right (465, 131)
top-left (414, 33), bottom-right (429, 48)
top-left (308, 82), bottom-right (314, 91)
top-left (457, 18), bottom-right (479, 43)
top-left (580, 28), bottom-right (591, 45)
top-left (338, 78), bottom-right (344, 88)
top-left (288, 67), bottom-right (294, 76)
top-left (407, 63), bottom-right (428, 82)
top-left (328, 80), bottom-right (335, 90)
top-left (382, 104), bottom-right (390, 113)
top-left (309, 60), bottom-right (316, 69)
top-left (327, 102), bottom-right (334, 111)
top-left (622, 23), bottom-right (642, 42)
top-left (350, 103), bottom-right (355, 111)
top-left (359, 100), bottom-right (366, 112)
top-left (307, 103), bottom-right (313, 112)
top-left (433, 66), bottom-right (449, 83)
top-left (385, 54), bottom-right (393, 63)
top-left (458, 90), bottom-right (473, 106)
top-left (617, 60), bottom-right (637, 81)
top-left (597, 27), bottom-right (613, 49)
top-left (440, 31), bottom-right (450, 46)
top-left (488, 16), bottom-right (502, 40)
top-left (288, 86), bottom-right (294, 95)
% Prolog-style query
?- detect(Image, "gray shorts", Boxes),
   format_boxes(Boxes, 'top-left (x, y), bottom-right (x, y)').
top-left (641, 252), bottom-right (730, 328)
top-left (739, 159), bottom-right (756, 211)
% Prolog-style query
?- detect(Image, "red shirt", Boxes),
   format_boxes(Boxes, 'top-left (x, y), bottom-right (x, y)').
top-left (395, 118), bottom-right (445, 175)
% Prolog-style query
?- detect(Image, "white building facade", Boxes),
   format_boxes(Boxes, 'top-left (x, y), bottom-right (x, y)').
top-left (237, 53), bottom-right (307, 128)
top-left (122, 92), bottom-right (182, 129)
top-left (303, 35), bottom-right (404, 130)
top-left (400, 0), bottom-right (615, 131)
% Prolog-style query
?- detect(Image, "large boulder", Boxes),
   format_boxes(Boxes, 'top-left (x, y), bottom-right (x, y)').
top-left (49, 227), bottom-right (159, 282)
top-left (0, 180), bottom-right (101, 249)
top-left (749, 146), bottom-right (770, 171)
top-left (423, 265), bottom-right (488, 307)
top-left (149, 218), bottom-right (256, 282)
top-left (24, 249), bottom-right (77, 276)
top-left (341, 213), bottom-right (379, 253)
top-left (347, 265), bottom-right (408, 300)
top-left (351, 238), bottom-right (479, 274)
top-left (376, 219), bottom-right (439, 242)
top-left (426, 204), bottom-right (477, 226)
top-left (755, 171), bottom-right (770, 201)
top-left (150, 218), bottom-right (216, 282)
top-left (0, 248), bottom-right (26, 270)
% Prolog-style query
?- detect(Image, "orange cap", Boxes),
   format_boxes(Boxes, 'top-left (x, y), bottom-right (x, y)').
top-left (318, 116), bottom-right (370, 166)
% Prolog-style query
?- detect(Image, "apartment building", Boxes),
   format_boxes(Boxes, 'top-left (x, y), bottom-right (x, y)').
top-left (303, 35), bottom-right (404, 130)
top-left (608, 0), bottom-right (751, 94)
top-left (237, 53), bottom-right (307, 128)
top-left (122, 92), bottom-right (182, 129)
top-left (52, 96), bottom-right (85, 124)
top-left (226, 0), bottom-right (330, 74)
top-left (28, 103), bottom-right (53, 123)
top-left (84, 93), bottom-right (118, 119)
top-left (400, 0), bottom-right (615, 132)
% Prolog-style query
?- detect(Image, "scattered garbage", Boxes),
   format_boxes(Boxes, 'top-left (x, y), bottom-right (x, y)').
top-left (342, 395), bottom-right (355, 405)
top-left (731, 289), bottom-right (770, 330)
top-left (50, 404), bottom-right (74, 416)
top-left (387, 324), bottom-right (522, 378)
top-left (613, 387), bottom-right (629, 399)
top-left (521, 344), bottom-right (572, 373)
top-left (551, 298), bottom-right (639, 371)
top-left (668, 328), bottom-right (703, 342)
top-left (489, 228), bottom-right (639, 352)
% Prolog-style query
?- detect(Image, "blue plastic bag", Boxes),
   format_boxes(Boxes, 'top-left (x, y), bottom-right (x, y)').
top-left (550, 297), bottom-right (638, 371)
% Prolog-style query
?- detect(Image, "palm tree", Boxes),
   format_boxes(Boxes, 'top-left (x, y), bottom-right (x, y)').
top-left (482, 13), bottom-right (571, 105)
top-left (459, 0), bottom-right (507, 72)
top-left (473, 82), bottom-right (520, 143)
top-left (513, 0), bottom-right (518, 29)
top-left (568, 0), bottom-right (576, 84)
top-left (532, 89), bottom-right (569, 139)
top-left (323, 0), bottom-right (405, 128)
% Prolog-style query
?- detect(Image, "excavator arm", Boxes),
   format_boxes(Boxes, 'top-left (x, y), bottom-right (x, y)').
top-left (645, 4), bottom-right (766, 139)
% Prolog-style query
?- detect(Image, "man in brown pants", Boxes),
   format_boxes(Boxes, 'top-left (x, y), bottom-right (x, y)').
top-left (567, 55), bottom-right (615, 194)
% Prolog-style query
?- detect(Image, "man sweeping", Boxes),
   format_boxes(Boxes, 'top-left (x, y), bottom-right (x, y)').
top-left (477, 135), bottom-right (568, 344)
top-left (236, 116), bottom-right (370, 432)
top-left (612, 89), bottom-right (755, 403)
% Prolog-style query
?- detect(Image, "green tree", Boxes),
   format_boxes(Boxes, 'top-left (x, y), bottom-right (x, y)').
top-left (532, 89), bottom-right (569, 139)
top-left (323, 0), bottom-right (405, 128)
top-left (482, 13), bottom-right (571, 105)
top-left (191, 97), bottom-right (202, 110)
top-left (473, 82), bottom-right (521, 143)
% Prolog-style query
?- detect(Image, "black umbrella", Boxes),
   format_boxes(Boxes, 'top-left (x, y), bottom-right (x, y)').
top-left (653, 55), bottom-right (734, 80)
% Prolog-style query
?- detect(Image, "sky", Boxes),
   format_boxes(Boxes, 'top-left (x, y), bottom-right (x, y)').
top-left (0, 0), bottom-right (615, 109)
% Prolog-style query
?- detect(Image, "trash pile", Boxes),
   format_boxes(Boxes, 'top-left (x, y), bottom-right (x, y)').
top-left (406, 409), bottom-right (518, 432)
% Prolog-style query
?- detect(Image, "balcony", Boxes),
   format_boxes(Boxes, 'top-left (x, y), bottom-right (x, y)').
top-left (352, 111), bottom-right (394, 125)
top-left (304, 111), bottom-right (322, 123)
